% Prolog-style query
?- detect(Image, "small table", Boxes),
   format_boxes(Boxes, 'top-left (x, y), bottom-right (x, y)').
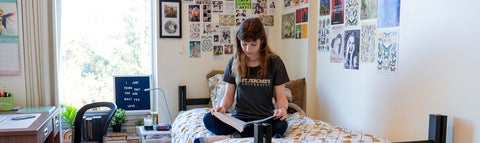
top-left (135, 126), bottom-right (171, 143)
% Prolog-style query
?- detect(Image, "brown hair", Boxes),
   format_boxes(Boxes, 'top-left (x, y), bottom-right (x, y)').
top-left (233, 17), bottom-right (277, 82)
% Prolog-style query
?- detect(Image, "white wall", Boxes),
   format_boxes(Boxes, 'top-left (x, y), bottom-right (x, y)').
top-left (313, 0), bottom-right (480, 142)
top-left (6, 0), bottom-right (480, 142)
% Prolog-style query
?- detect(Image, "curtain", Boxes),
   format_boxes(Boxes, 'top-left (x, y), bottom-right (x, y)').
top-left (21, 0), bottom-right (55, 106)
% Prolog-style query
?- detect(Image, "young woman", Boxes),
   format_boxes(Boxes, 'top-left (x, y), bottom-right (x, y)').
top-left (201, 17), bottom-right (290, 138)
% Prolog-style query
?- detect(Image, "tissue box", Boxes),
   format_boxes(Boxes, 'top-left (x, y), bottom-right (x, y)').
top-left (0, 97), bottom-right (14, 110)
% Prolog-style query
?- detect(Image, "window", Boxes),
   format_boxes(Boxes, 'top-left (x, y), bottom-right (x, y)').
top-left (56, 0), bottom-right (155, 108)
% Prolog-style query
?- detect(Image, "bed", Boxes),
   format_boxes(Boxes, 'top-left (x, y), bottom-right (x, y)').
top-left (172, 71), bottom-right (446, 143)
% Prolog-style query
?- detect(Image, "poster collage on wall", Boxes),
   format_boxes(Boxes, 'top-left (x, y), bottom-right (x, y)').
top-left (183, 0), bottom-right (276, 58)
top-left (317, 0), bottom-right (400, 72)
top-left (281, 0), bottom-right (309, 39)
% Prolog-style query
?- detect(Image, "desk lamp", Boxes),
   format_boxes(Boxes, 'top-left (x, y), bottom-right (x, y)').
top-left (144, 88), bottom-right (172, 130)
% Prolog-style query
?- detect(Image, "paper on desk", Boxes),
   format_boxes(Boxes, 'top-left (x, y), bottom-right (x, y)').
top-left (0, 113), bottom-right (40, 129)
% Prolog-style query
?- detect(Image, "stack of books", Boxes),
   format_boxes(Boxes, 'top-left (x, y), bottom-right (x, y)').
top-left (104, 132), bottom-right (127, 142)
top-left (104, 132), bottom-right (140, 143)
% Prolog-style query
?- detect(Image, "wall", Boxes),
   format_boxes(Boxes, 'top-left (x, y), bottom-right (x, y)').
top-left (313, 0), bottom-right (480, 142)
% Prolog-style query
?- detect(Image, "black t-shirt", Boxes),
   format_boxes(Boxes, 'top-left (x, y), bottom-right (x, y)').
top-left (223, 56), bottom-right (290, 120)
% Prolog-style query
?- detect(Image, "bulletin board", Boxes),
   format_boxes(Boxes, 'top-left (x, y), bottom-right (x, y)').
top-left (114, 75), bottom-right (151, 111)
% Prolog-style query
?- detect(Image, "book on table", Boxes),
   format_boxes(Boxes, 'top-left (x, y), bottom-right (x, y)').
top-left (212, 112), bottom-right (274, 132)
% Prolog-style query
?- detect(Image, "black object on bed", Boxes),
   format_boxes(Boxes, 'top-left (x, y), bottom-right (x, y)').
top-left (394, 114), bottom-right (447, 143)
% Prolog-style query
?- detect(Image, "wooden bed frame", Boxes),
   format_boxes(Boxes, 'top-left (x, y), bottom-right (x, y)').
top-left (178, 86), bottom-right (447, 143)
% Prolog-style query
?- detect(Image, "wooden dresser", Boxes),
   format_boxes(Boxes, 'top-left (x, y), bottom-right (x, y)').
top-left (0, 106), bottom-right (61, 143)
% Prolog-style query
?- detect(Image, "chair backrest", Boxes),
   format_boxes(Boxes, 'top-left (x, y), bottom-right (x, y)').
top-left (73, 102), bottom-right (117, 143)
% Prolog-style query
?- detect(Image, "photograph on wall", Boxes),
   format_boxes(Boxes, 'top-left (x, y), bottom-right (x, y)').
top-left (213, 44), bottom-right (223, 56)
top-left (360, 22), bottom-right (377, 63)
top-left (219, 14), bottom-right (236, 26)
top-left (360, 0), bottom-right (378, 20)
top-left (253, 3), bottom-right (266, 14)
top-left (267, 0), bottom-right (276, 14)
top-left (189, 4), bottom-right (201, 22)
top-left (378, 0), bottom-right (400, 28)
top-left (281, 12), bottom-right (295, 39)
top-left (203, 4), bottom-right (212, 22)
top-left (224, 43), bottom-right (234, 54)
top-left (236, 0), bottom-right (252, 9)
top-left (343, 29), bottom-right (360, 70)
top-left (224, 1), bottom-right (236, 13)
top-left (0, 2), bottom-right (18, 36)
top-left (291, 0), bottom-right (300, 7)
top-left (319, 0), bottom-right (330, 16)
top-left (258, 14), bottom-right (274, 26)
top-left (301, 24), bottom-right (308, 39)
top-left (301, 7), bottom-right (308, 23)
top-left (295, 24), bottom-right (301, 39)
top-left (330, 25), bottom-right (344, 63)
top-left (190, 23), bottom-right (201, 39)
top-left (190, 41), bottom-right (201, 58)
top-left (203, 22), bottom-right (219, 34)
top-left (295, 9), bottom-right (302, 24)
top-left (236, 17), bottom-right (246, 26)
top-left (212, 0), bottom-right (224, 13)
top-left (317, 17), bottom-right (331, 52)
top-left (220, 27), bottom-right (232, 44)
top-left (377, 29), bottom-right (399, 72)
top-left (160, 0), bottom-right (182, 38)
top-left (345, 0), bottom-right (360, 27)
top-left (284, 0), bottom-right (291, 8)
top-left (201, 35), bottom-right (214, 52)
top-left (331, 0), bottom-right (344, 25)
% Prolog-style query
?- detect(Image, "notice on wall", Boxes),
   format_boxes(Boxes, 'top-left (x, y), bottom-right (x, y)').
top-left (114, 75), bottom-right (151, 111)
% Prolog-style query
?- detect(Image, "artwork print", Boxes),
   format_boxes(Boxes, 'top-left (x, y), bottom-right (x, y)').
top-left (360, 22), bottom-right (377, 63)
top-left (317, 17), bottom-right (331, 52)
top-left (331, 0), bottom-right (344, 25)
top-left (160, 0), bottom-right (182, 38)
top-left (190, 23), bottom-right (201, 39)
top-left (344, 0), bottom-right (360, 27)
top-left (212, 0), bottom-right (224, 13)
top-left (377, 29), bottom-right (399, 72)
top-left (190, 41), bottom-right (201, 58)
top-left (319, 0), bottom-right (330, 16)
top-left (330, 25), bottom-right (344, 63)
top-left (281, 12), bottom-right (295, 39)
top-left (378, 0), bottom-right (400, 28)
top-left (201, 35), bottom-right (214, 51)
top-left (343, 29), bottom-right (360, 70)
top-left (360, 0), bottom-right (377, 20)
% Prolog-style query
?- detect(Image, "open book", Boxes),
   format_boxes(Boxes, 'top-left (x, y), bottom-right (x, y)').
top-left (212, 112), bottom-right (274, 132)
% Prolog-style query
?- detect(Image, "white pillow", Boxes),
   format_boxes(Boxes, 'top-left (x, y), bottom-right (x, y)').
top-left (208, 74), bottom-right (235, 113)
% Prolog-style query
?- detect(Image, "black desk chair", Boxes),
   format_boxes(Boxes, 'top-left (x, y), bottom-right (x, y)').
top-left (73, 102), bottom-right (117, 143)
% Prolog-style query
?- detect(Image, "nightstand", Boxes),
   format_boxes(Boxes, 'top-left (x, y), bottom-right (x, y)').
top-left (135, 126), bottom-right (171, 143)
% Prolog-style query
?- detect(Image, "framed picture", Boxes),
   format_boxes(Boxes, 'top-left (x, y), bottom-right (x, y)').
top-left (159, 0), bottom-right (182, 38)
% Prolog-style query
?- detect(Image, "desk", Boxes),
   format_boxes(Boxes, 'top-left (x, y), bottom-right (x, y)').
top-left (0, 106), bottom-right (61, 143)
top-left (136, 126), bottom-right (171, 143)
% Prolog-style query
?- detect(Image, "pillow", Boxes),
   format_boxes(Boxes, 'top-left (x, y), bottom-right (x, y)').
top-left (284, 78), bottom-right (306, 113)
top-left (283, 87), bottom-right (305, 114)
top-left (208, 73), bottom-right (235, 113)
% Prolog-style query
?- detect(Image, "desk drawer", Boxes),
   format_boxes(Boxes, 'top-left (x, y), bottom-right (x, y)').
top-left (52, 113), bottom-right (61, 136)
top-left (36, 117), bottom-right (53, 143)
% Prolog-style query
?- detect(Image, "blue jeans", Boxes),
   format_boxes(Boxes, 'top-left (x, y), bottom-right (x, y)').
top-left (202, 112), bottom-right (288, 137)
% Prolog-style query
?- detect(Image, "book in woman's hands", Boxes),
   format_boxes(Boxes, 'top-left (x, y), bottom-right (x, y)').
top-left (212, 112), bottom-right (274, 132)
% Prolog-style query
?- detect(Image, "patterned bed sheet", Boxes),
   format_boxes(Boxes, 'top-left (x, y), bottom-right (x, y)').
top-left (172, 108), bottom-right (389, 143)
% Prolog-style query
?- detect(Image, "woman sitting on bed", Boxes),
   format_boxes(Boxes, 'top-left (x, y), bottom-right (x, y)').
top-left (198, 17), bottom-right (290, 142)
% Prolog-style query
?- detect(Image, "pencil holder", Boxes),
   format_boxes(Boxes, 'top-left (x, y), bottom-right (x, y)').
top-left (0, 96), bottom-right (13, 110)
